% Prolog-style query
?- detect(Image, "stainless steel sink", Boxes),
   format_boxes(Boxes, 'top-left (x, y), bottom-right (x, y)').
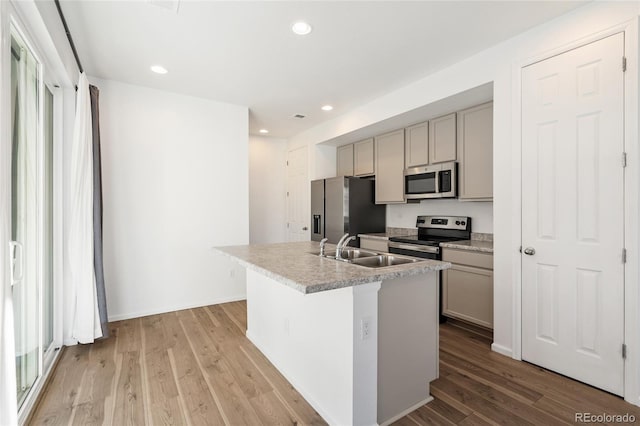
top-left (350, 254), bottom-right (422, 268)
top-left (320, 248), bottom-right (379, 261)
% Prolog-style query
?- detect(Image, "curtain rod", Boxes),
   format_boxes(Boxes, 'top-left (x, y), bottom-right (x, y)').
top-left (53, 0), bottom-right (84, 74)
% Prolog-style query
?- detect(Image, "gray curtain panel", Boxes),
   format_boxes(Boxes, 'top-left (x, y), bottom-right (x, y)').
top-left (90, 84), bottom-right (109, 338)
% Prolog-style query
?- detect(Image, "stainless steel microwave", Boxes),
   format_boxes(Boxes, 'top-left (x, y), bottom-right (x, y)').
top-left (404, 161), bottom-right (457, 199)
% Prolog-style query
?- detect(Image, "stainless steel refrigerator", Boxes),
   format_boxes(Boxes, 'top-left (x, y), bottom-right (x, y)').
top-left (311, 177), bottom-right (386, 246)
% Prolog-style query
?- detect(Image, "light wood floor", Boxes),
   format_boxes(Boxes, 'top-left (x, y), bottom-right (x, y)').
top-left (30, 301), bottom-right (640, 425)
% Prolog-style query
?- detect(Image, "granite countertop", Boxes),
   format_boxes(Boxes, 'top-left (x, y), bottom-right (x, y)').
top-left (214, 241), bottom-right (450, 294)
top-left (439, 240), bottom-right (494, 253)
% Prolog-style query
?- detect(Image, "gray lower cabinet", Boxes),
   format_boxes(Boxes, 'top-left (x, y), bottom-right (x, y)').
top-left (457, 102), bottom-right (493, 200)
top-left (405, 121), bottom-right (429, 168)
top-left (359, 237), bottom-right (388, 253)
top-left (428, 113), bottom-right (457, 164)
top-left (354, 138), bottom-right (375, 176)
top-left (337, 144), bottom-right (354, 177)
top-left (374, 130), bottom-right (405, 204)
top-left (442, 248), bottom-right (493, 329)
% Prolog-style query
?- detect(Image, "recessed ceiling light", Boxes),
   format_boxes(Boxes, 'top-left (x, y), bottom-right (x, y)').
top-left (150, 65), bottom-right (168, 74)
top-left (321, 105), bottom-right (333, 111)
top-left (291, 21), bottom-right (312, 35)
top-left (259, 129), bottom-right (269, 134)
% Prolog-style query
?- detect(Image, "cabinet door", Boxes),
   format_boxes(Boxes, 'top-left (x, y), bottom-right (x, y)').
top-left (336, 144), bottom-right (354, 177)
top-left (375, 130), bottom-right (405, 204)
top-left (428, 113), bottom-right (456, 164)
top-left (405, 122), bottom-right (429, 168)
top-left (457, 102), bottom-right (493, 200)
top-left (359, 238), bottom-right (388, 253)
top-left (354, 138), bottom-right (374, 176)
top-left (442, 264), bottom-right (494, 329)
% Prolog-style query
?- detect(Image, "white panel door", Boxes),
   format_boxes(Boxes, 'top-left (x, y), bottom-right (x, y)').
top-left (286, 146), bottom-right (309, 241)
top-left (521, 33), bottom-right (625, 395)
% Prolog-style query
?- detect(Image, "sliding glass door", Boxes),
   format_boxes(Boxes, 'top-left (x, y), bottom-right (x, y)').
top-left (10, 23), bottom-right (57, 412)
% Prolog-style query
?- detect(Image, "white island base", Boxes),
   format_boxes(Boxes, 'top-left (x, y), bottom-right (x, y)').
top-left (246, 268), bottom-right (439, 426)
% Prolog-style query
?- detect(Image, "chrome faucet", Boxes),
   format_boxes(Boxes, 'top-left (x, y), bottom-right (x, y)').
top-left (336, 234), bottom-right (356, 259)
top-left (319, 238), bottom-right (329, 256)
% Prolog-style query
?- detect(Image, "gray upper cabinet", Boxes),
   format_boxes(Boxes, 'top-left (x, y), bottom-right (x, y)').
top-left (405, 121), bottom-right (429, 168)
top-left (337, 144), bottom-right (354, 177)
top-left (354, 138), bottom-right (375, 176)
top-left (375, 130), bottom-right (405, 204)
top-left (428, 113), bottom-right (457, 164)
top-left (457, 102), bottom-right (493, 200)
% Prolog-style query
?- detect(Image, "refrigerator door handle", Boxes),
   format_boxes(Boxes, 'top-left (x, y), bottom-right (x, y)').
top-left (313, 215), bottom-right (322, 234)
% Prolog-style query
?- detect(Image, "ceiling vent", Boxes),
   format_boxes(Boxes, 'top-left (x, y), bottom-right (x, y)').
top-left (147, 0), bottom-right (180, 14)
top-left (292, 114), bottom-right (306, 119)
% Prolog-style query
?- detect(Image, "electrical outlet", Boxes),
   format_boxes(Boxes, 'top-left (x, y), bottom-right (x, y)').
top-left (229, 268), bottom-right (235, 278)
top-left (361, 317), bottom-right (372, 340)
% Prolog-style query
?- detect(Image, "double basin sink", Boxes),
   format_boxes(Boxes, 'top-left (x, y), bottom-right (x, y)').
top-left (317, 248), bottom-right (423, 268)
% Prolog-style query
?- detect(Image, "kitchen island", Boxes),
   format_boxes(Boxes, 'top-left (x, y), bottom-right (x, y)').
top-left (216, 241), bottom-right (450, 426)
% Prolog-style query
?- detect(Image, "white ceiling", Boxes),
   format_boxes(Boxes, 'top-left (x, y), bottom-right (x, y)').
top-left (60, 0), bottom-right (588, 139)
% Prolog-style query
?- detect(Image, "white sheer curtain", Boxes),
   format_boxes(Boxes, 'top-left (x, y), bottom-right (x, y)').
top-left (69, 73), bottom-right (102, 343)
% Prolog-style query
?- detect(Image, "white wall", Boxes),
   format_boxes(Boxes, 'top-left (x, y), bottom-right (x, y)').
top-left (92, 77), bottom-right (249, 323)
top-left (249, 136), bottom-right (287, 244)
top-left (387, 201), bottom-right (493, 234)
top-left (288, 1), bottom-right (640, 368)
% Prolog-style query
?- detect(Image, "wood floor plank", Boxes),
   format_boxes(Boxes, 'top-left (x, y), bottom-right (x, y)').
top-left (31, 302), bottom-right (640, 426)
top-left (112, 351), bottom-right (145, 426)
top-left (240, 342), bottom-right (326, 425)
top-left (409, 405), bottom-right (456, 425)
top-left (391, 415), bottom-right (422, 426)
top-left (30, 345), bottom-right (91, 425)
top-left (423, 398), bottom-right (468, 423)
top-left (439, 351), bottom-right (543, 404)
top-left (173, 309), bottom-right (227, 425)
top-left (439, 326), bottom-right (640, 416)
top-left (141, 315), bottom-right (187, 426)
top-left (458, 413), bottom-right (497, 426)
top-left (432, 376), bottom-right (536, 425)
top-left (115, 318), bottom-right (141, 353)
top-left (439, 364), bottom-right (568, 426)
top-left (72, 336), bottom-right (117, 425)
top-left (249, 391), bottom-right (299, 425)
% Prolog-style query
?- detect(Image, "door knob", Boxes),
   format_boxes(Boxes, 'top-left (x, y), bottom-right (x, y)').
top-left (523, 247), bottom-right (536, 256)
top-left (302, 226), bottom-right (308, 231)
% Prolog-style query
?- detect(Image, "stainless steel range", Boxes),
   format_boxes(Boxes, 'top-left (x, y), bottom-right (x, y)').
top-left (389, 215), bottom-right (471, 322)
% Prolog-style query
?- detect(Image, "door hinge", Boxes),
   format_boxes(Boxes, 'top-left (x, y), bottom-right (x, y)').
top-left (622, 248), bottom-right (627, 263)
top-left (286, 160), bottom-right (289, 166)
top-left (623, 56), bottom-right (627, 72)
top-left (519, 246), bottom-right (522, 253)
top-left (622, 152), bottom-right (627, 168)
top-left (286, 191), bottom-right (289, 197)
top-left (622, 343), bottom-right (627, 359)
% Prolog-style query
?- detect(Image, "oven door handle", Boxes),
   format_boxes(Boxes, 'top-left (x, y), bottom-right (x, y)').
top-left (388, 241), bottom-right (440, 254)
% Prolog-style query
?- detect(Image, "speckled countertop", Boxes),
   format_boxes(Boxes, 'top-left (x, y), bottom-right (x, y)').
top-left (214, 241), bottom-right (450, 294)
top-left (439, 240), bottom-right (494, 253)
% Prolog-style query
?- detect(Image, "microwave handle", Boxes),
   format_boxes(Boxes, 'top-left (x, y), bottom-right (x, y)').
top-left (435, 170), bottom-right (440, 193)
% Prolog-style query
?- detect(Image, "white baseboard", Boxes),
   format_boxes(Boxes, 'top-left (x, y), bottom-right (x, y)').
top-left (107, 294), bottom-right (247, 322)
top-left (379, 396), bottom-right (434, 426)
top-left (491, 342), bottom-right (513, 358)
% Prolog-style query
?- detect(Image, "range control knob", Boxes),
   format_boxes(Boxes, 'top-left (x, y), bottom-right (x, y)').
top-left (455, 221), bottom-right (461, 225)
top-left (461, 221), bottom-right (466, 226)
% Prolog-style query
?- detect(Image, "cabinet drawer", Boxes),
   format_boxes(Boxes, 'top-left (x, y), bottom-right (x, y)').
top-left (359, 238), bottom-right (388, 253)
top-left (442, 265), bottom-right (493, 328)
top-left (442, 248), bottom-right (493, 270)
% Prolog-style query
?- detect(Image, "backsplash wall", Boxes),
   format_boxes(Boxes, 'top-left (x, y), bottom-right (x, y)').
top-left (387, 199), bottom-right (493, 233)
